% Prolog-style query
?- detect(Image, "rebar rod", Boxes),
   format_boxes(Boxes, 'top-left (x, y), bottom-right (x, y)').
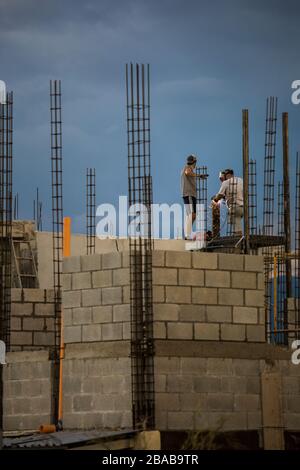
top-left (86, 168), bottom-right (96, 254)
top-left (50, 79), bottom-right (63, 426)
top-left (126, 63), bottom-right (155, 430)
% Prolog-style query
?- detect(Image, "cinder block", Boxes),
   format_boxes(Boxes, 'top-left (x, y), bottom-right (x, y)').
top-left (167, 322), bottom-right (193, 339)
top-left (178, 305), bottom-right (206, 322)
top-left (221, 324), bottom-right (246, 341)
top-left (102, 323), bottom-right (123, 341)
top-left (122, 251), bottom-right (130, 268)
top-left (46, 290), bottom-right (55, 302)
top-left (11, 303), bottom-right (33, 316)
top-left (64, 325), bottom-right (82, 343)
top-left (233, 359), bottom-right (259, 376)
top-left (218, 288), bottom-right (244, 306)
top-left (246, 377), bottom-right (261, 394)
top-left (81, 289), bottom-right (101, 307)
top-left (282, 376), bottom-right (300, 394)
top-left (72, 272), bottom-right (91, 290)
top-left (155, 357), bottom-right (180, 374)
top-left (234, 394), bottom-right (260, 411)
top-left (11, 289), bottom-right (22, 302)
top-left (23, 318), bottom-right (45, 331)
top-left (152, 251), bottom-right (165, 267)
top-left (180, 358), bottom-right (207, 375)
top-left (245, 290), bottom-right (264, 307)
top-left (102, 252), bottom-right (122, 269)
top-left (93, 394), bottom-right (115, 411)
top-left (10, 331), bottom-right (32, 345)
top-left (244, 255), bottom-right (264, 272)
top-left (166, 251), bottom-right (191, 268)
top-left (23, 289), bottom-right (45, 303)
top-left (166, 286), bottom-right (191, 304)
top-left (92, 270), bottom-right (112, 288)
top-left (233, 306), bottom-right (258, 324)
top-left (206, 306), bottom-right (232, 323)
top-left (167, 411), bottom-right (194, 430)
top-left (153, 286), bottom-right (165, 303)
top-left (231, 272), bottom-right (256, 289)
top-left (63, 291), bottom-right (81, 308)
top-left (247, 411), bottom-right (262, 429)
top-left (63, 256), bottom-right (81, 273)
top-left (192, 287), bottom-right (218, 304)
top-left (153, 322), bottom-right (166, 339)
top-left (113, 268), bottom-right (130, 286)
top-left (102, 287), bottom-right (122, 305)
top-left (156, 393), bottom-right (180, 411)
top-left (259, 308), bottom-right (265, 325)
top-left (81, 254), bottom-right (101, 271)
top-left (72, 307), bottom-right (92, 325)
top-left (34, 303), bottom-right (55, 316)
top-left (113, 304), bottom-right (130, 322)
top-left (155, 374), bottom-right (167, 393)
top-left (33, 332), bottom-right (55, 346)
top-left (73, 395), bottom-right (93, 412)
top-left (246, 325), bottom-right (265, 342)
top-left (154, 304), bottom-right (179, 321)
top-left (103, 412), bottom-right (124, 429)
top-left (206, 270), bottom-right (230, 288)
top-left (63, 308), bottom-right (72, 326)
top-left (179, 269), bottom-right (204, 286)
top-left (62, 273), bottom-right (72, 291)
top-left (102, 375), bottom-right (125, 394)
top-left (212, 411), bottom-right (247, 431)
top-left (92, 305), bottom-right (113, 323)
top-left (257, 273), bottom-right (264, 290)
top-left (207, 358), bottom-right (233, 375)
top-left (82, 324), bottom-right (102, 342)
top-left (192, 252), bottom-right (218, 269)
top-left (221, 377), bottom-right (247, 394)
top-left (11, 317), bottom-right (22, 331)
top-left (194, 323), bottom-right (219, 340)
top-left (284, 413), bottom-right (300, 429)
top-left (207, 393), bottom-right (234, 411)
top-left (153, 268), bottom-right (177, 285)
top-left (123, 286), bottom-right (130, 303)
top-left (122, 322), bottom-right (131, 339)
top-left (218, 253), bottom-right (244, 271)
top-left (45, 318), bottom-right (55, 331)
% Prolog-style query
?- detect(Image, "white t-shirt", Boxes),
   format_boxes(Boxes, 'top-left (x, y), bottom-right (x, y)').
top-left (218, 177), bottom-right (243, 208)
top-left (0, 80), bottom-right (6, 104)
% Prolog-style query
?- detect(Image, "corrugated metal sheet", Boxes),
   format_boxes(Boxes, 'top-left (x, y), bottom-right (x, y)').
top-left (4, 429), bottom-right (137, 449)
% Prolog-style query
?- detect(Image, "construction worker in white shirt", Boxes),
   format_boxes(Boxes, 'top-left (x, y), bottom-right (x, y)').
top-left (212, 168), bottom-right (243, 236)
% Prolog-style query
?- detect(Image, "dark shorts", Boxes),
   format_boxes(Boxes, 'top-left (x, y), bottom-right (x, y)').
top-left (183, 196), bottom-right (196, 214)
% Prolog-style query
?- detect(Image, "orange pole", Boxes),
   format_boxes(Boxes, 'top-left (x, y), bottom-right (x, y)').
top-left (58, 217), bottom-right (71, 425)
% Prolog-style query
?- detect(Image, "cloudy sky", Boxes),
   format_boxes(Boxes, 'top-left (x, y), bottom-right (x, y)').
top-left (1, 0), bottom-right (300, 234)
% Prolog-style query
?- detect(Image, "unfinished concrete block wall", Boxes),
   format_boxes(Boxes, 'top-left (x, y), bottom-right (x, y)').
top-left (63, 251), bottom-right (265, 345)
top-left (62, 252), bottom-right (132, 429)
top-left (11, 288), bottom-right (55, 350)
top-left (152, 251), bottom-right (265, 342)
top-left (3, 351), bottom-right (52, 431)
top-left (62, 344), bottom-right (132, 430)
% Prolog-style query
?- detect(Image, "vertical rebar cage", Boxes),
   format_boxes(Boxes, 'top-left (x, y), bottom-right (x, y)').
top-left (262, 97), bottom-right (278, 342)
top-left (50, 80), bottom-right (63, 424)
top-left (86, 168), bottom-right (96, 254)
top-left (295, 154), bottom-right (300, 338)
top-left (126, 63), bottom-right (155, 429)
top-left (0, 91), bottom-right (13, 351)
top-left (196, 166), bottom-right (208, 236)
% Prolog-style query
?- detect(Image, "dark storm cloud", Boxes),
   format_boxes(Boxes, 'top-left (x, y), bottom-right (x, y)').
top-left (0, 0), bottom-right (300, 232)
